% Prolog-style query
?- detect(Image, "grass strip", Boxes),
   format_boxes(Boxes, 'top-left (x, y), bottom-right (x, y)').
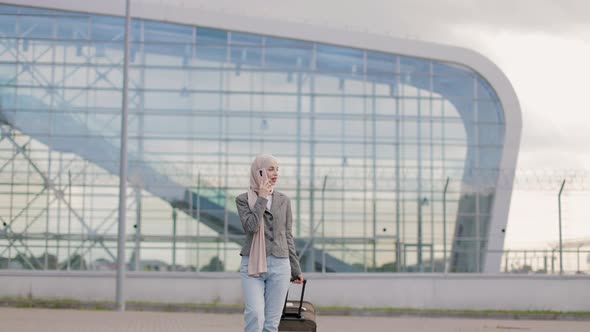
top-left (2, 297), bottom-right (589, 320)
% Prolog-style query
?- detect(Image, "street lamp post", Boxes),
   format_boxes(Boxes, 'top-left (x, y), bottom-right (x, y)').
top-left (443, 177), bottom-right (449, 273)
top-left (116, 0), bottom-right (131, 312)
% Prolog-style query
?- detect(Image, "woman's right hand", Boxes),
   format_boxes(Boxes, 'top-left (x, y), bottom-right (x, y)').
top-left (292, 274), bottom-right (304, 284)
top-left (258, 179), bottom-right (272, 198)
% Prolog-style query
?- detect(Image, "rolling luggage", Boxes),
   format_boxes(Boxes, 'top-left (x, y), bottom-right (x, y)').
top-left (278, 280), bottom-right (317, 332)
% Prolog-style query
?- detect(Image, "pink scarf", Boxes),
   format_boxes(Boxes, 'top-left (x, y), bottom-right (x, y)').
top-left (247, 154), bottom-right (277, 276)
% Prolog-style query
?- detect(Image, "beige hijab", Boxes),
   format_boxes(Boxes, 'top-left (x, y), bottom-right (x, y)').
top-left (247, 154), bottom-right (277, 276)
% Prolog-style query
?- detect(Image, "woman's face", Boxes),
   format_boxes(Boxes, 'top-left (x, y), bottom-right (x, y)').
top-left (266, 161), bottom-right (279, 186)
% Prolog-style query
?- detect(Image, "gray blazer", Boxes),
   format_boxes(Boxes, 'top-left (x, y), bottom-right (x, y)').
top-left (235, 191), bottom-right (302, 278)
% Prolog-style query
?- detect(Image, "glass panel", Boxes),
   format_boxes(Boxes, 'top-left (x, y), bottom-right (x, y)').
top-left (90, 16), bottom-right (125, 41)
top-left (57, 17), bottom-right (89, 40)
top-left (265, 37), bottom-right (313, 70)
top-left (143, 20), bottom-right (193, 43)
top-left (19, 15), bottom-right (53, 38)
top-left (230, 32), bottom-right (262, 66)
top-left (0, 13), bottom-right (16, 36)
top-left (316, 45), bottom-right (363, 75)
top-left (196, 27), bottom-right (227, 61)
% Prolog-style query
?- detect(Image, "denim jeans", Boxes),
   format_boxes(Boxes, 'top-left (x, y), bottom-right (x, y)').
top-left (240, 255), bottom-right (291, 332)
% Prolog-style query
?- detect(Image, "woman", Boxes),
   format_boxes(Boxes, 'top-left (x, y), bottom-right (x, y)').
top-left (235, 154), bottom-right (304, 332)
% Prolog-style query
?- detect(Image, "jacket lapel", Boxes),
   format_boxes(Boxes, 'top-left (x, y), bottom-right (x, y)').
top-left (269, 191), bottom-right (286, 217)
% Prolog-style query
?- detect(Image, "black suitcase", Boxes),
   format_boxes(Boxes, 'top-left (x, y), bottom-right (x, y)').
top-left (278, 280), bottom-right (317, 332)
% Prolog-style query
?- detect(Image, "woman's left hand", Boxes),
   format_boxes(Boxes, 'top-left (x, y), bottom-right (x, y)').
top-left (292, 274), bottom-right (304, 284)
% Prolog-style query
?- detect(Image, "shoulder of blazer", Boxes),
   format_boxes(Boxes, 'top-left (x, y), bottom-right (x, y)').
top-left (235, 192), bottom-right (248, 203)
top-left (273, 191), bottom-right (288, 200)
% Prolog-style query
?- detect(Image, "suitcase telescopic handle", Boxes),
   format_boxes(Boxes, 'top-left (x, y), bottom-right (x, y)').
top-left (296, 279), bottom-right (307, 317)
top-left (282, 279), bottom-right (307, 319)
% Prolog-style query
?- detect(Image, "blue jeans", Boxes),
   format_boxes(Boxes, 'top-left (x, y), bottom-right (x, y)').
top-left (240, 255), bottom-right (291, 332)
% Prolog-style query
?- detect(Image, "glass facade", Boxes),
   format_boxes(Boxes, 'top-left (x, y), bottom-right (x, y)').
top-left (0, 4), bottom-right (505, 273)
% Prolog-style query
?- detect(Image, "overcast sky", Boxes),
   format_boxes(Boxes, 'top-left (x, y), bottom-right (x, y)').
top-left (142, 0), bottom-right (590, 249)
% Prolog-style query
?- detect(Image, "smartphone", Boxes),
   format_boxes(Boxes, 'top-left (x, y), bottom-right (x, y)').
top-left (257, 168), bottom-right (269, 187)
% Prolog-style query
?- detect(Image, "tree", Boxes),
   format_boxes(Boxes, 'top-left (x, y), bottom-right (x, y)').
top-left (60, 254), bottom-right (87, 270)
top-left (13, 253), bottom-right (40, 269)
top-left (200, 256), bottom-right (224, 272)
top-left (37, 253), bottom-right (58, 270)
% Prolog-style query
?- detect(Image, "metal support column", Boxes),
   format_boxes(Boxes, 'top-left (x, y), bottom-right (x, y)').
top-left (172, 208), bottom-right (177, 270)
top-left (306, 45), bottom-right (317, 273)
top-left (557, 179), bottom-right (566, 275)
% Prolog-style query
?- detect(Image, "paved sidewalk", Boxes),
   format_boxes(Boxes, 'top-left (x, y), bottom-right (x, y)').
top-left (2, 307), bottom-right (590, 332)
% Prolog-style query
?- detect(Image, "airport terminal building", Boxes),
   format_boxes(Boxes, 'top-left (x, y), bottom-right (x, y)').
top-left (0, 1), bottom-right (521, 274)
